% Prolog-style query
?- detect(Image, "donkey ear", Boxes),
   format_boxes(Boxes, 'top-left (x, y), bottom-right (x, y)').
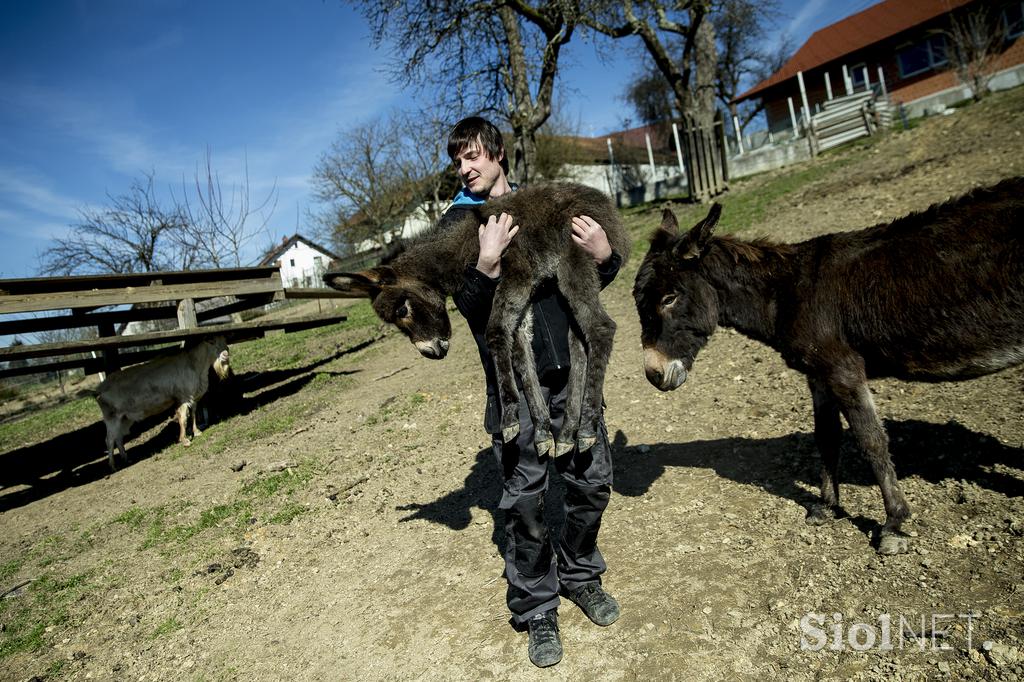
top-left (649, 208), bottom-right (679, 251)
top-left (660, 207), bottom-right (679, 235)
top-left (323, 267), bottom-right (396, 298)
top-left (674, 203), bottom-right (722, 260)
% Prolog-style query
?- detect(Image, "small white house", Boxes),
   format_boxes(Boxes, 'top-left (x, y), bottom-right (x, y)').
top-left (259, 234), bottom-right (340, 288)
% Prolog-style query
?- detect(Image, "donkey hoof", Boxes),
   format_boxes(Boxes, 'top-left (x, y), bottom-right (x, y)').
top-left (805, 505), bottom-right (836, 526)
top-left (554, 439), bottom-right (575, 457)
top-left (877, 533), bottom-right (909, 555)
top-left (502, 425), bottom-right (520, 444)
top-left (577, 435), bottom-right (597, 452)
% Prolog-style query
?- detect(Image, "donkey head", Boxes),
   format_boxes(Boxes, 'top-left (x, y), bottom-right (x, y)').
top-left (632, 203), bottom-right (722, 391)
top-left (324, 267), bottom-right (451, 359)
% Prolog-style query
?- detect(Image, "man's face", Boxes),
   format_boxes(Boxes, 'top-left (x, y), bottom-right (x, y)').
top-left (453, 138), bottom-right (505, 197)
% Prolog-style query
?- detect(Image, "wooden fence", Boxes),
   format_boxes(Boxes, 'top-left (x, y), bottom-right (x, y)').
top-left (0, 267), bottom-right (350, 381)
top-left (679, 111), bottom-right (728, 202)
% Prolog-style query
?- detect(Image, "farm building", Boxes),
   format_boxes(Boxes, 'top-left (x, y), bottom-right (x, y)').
top-left (736, 0), bottom-right (1024, 134)
top-left (259, 234), bottom-right (339, 289)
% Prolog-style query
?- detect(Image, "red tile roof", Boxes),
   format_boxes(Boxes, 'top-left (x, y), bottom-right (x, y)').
top-left (736, 0), bottom-right (976, 102)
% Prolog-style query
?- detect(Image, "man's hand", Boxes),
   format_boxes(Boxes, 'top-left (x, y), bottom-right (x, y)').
top-left (476, 212), bottom-right (519, 278)
top-left (571, 215), bottom-right (613, 265)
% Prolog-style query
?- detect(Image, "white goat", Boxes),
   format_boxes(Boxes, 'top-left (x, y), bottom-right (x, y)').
top-left (95, 336), bottom-right (230, 469)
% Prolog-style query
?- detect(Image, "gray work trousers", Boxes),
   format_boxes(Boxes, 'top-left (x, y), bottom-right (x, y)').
top-left (491, 373), bottom-right (613, 626)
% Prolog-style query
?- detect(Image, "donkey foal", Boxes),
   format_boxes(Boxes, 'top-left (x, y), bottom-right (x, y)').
top-left (325, 182), bottom-right (629, 456)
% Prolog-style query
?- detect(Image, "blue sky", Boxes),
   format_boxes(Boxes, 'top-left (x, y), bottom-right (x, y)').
top-left (0, 0), bottom-right (874, 280)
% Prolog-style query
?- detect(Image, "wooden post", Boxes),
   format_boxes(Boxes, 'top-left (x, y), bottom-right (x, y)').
top-left (825, 71), bottom-right (833, 100)
top-left (671, 122), bottom-right (685, 175)
top-left (788, 97), bottom-right (800, 138)
top-left (732, 114), bottom-right (744, 155)
top-left (644, 132), bottom-right (656, 181)
top-left (842, 64), bottom-right (853, 95)
top-left (877, 66), bottom-right (888, 98)
top-left (862, 66), bottom-right (871, 91)
top-left (606, 138), bottom-right (616, 196)
top-left (797, 71), bottom-right (811, 126)
top-left (177, 298), bottom-right (198, 328)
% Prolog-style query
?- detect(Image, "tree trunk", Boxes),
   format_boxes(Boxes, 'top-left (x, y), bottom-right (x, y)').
top-left (689, 6), bottom-right (718, 128)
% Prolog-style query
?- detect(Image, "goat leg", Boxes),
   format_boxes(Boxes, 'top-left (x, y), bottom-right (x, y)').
top-left (176, 403), bottom-right (193, 446)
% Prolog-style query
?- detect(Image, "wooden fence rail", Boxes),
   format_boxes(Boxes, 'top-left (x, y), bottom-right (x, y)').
top-left (0, 266), bottom-right (351, 381)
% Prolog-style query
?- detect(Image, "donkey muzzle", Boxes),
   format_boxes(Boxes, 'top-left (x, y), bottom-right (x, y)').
top-left (645, 359), bottom-right (688, 391)
top-left (415, 338), bottom-right (450, 359)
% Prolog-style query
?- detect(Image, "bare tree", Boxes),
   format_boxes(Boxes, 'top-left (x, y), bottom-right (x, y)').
top-left (351, 0), bottom-right (578, 183)
top-left (312, 116), bottom-right (422, 254)
top-left (38, 172), bottom-right (193, 276)
top-left (945, 3), bottom-right (1007, 101)
top-left (715, 0), bottom-right (789, 134)
top-left (585, 0), bottom-right (718, 127)
top-left (175, 149), bottom-right (278, 268)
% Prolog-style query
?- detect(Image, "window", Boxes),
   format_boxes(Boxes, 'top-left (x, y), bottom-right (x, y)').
top-left (1005, 2), bottom-right (1024, 40)
top-left (289, 258), bottom-right (295, 267)
top-left (896, 34), bottom-right (949, 78)
top-left (851, 63), bottom-right (868, 90)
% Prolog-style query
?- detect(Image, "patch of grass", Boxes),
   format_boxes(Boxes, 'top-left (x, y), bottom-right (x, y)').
top-left (342, 299), bottom-right (379, 331)
top-left (151, 617), bottom-right (182, 638)
top-left (0, 558), bottom-right (23, 582)
top-left (0, 396), bottom-right (97, 452)
top-left (267, 502), bottom-right (308, 525)
top-left (0, 570), bottom-right (93, 661)
top-left (130, 462), bottom-right (317, 548)
top-left (242, 411), bottom-right (297, 441)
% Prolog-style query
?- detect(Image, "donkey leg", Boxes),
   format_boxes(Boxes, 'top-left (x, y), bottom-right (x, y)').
top-left (828, 362), bottom-right (912, 554)
top-left (555, 326), bottom-right (587, 457)
top-left (806, 377), bottom-right (843, 525)
top-left (556, 267), bottom-right (615, 453)
top-left (513, 309), bottom-right (554, 457)
top-left (486, 285), bottom-right (531, 444)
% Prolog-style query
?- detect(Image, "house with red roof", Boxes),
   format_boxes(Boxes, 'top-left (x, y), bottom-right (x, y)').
top-left (736, 0), bottom-right (1024, 135)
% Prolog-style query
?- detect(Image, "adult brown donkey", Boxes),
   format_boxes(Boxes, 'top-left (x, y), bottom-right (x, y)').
top-left (633, 177), bottom-right (1024, 554)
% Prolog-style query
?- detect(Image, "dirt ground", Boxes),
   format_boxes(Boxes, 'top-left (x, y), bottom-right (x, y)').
top-left (2, 88), bottom-right (1023, 682)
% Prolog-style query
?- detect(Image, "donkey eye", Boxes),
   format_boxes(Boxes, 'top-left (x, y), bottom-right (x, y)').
top-left (396, 303), bottom-right (410, 319)
top-left (660, 294), bottom-right (678, 308)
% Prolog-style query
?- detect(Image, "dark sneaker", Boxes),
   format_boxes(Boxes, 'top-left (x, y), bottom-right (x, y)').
top-left (565, 582), bottom-right (620, 626)
top-left (526, 609), bottom-right (563, 667)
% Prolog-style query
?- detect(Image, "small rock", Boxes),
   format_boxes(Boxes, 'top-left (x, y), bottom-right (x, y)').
top-left (265, 461), bottom-right (297, 472)
top-left (983, 642), bottom-right (1021, 667)
top-left (937, 661), bottom-right (950, 674)
top-left (230, 460), bottom-right (247, 472)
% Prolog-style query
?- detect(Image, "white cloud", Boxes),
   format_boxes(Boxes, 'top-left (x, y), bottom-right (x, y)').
top-left (0, 167), bottom-right (81, 223)
top-left (785, 0), bottom-right (829, 37)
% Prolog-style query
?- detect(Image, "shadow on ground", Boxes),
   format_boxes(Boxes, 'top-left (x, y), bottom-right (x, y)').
top-left (392, 419), bottom-right (1023, 552)
top-left (0, 338), bottom-right (375, 513)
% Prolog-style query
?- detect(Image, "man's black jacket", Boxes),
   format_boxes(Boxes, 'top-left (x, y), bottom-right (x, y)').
top-left (437, 204), bottom-right (622, 434)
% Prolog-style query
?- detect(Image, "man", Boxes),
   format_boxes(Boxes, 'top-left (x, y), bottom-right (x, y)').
top-left (437, 116), bottom-right (623, 667)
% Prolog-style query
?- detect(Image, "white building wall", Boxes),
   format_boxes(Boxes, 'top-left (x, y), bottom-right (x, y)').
top-left (277, 241), bottom-right (332, 288)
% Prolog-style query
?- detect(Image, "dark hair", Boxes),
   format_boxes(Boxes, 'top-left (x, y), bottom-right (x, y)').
top-left (447, 116), bottom-right (509, 175)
